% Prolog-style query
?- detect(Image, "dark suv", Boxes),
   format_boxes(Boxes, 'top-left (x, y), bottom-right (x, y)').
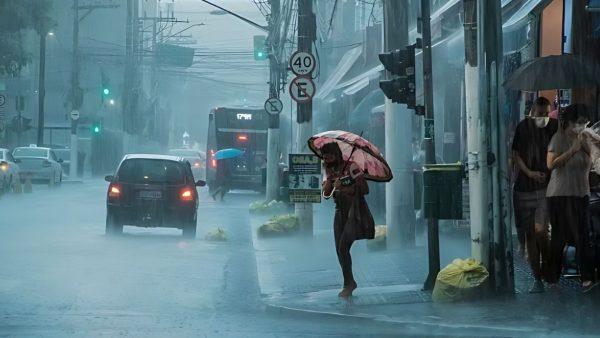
top-left (105, 154), bottom-right (205, 238)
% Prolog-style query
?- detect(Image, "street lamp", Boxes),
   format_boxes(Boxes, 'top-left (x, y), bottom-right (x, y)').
top-left (47, 31), bottom-right (54, 37)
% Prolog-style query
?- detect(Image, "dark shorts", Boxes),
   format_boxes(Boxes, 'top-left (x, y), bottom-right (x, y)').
top-left (514, 189), bottom-right (549, 231)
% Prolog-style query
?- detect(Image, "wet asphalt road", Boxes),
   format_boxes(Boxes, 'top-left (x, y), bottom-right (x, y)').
top-left (0, 180), bottom-right (407, 338)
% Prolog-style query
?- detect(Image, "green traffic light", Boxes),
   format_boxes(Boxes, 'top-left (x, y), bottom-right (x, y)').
top-left (257, 52), bottom-right (264, 57)
top-left (103, 88), bottom-right (110, 95)
top-left (93, 125), bottom-right (101, 133)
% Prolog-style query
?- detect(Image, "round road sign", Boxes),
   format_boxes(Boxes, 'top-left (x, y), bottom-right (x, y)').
top-left (70, 110), bottom-right (80, 120)
top-left (0, 94), bottom-right (5, 107)
top-left (289, 76), bottom-right (316, 103)
top-left (264, 97), bottom-right (283, 115)
top-left (290, 51), bottom-right (316, 76)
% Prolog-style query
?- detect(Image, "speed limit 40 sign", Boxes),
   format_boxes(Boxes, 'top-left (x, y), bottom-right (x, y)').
top-left (290, 51), bottom-right (316, 76)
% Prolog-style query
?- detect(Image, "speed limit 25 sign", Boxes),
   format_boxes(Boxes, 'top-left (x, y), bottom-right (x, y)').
top-left (290, 51), bottom-right (316, 76)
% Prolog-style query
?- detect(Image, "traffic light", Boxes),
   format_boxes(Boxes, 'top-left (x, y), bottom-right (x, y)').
top-left (253, 35), bottom-right (268, 61)
top-left (91, 121), bottom-right (102, 134)
top-left (378, 43), bottom-right (417, 109)
top-left (101, 71), bottom-right (111, 101)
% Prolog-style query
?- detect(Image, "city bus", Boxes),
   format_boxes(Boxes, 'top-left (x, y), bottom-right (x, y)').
top-left (206, 106), bottom-right (269, 192)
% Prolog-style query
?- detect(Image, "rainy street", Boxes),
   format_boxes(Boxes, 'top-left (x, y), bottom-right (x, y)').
top-left (0, 181), bottom-right (406, 338)
top-left (3, 0), bottom-right (600, 337)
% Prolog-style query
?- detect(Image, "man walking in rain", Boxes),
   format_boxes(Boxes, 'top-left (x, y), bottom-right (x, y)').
top-left (512, 97), bottom-right (557, 293)
top-left (321, 142), bottom-right (372, 298)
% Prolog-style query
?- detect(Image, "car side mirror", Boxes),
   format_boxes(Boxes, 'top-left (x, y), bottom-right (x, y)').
top-left (57, 159), bottom-right (64, 163)
top-left (195, 180), bottom-right (206, 187)
top-left (104, 175), bottom-right (115, 182)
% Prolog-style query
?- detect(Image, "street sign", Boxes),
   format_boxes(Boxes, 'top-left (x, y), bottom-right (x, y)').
top-left (0, 94), bottom-right (5, 107)
top-left (70, 110), bottom-right (80, 121)
top-left (290, 51), bottom-right (316, 75)
top-left (289, 76), bottom-right (316, 103)
top-left (264, 97), bottom-right (283, 115)
top-left (289, 154), bottom-right (321, 203)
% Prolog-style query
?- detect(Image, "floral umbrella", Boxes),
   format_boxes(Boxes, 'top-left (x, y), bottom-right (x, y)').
top-left (308, 130), bottom-right (393, 182)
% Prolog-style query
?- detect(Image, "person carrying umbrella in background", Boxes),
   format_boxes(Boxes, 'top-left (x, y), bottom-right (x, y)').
top-left (211, 148), bottom-right (243, 202)
top-left (309, 130), bottom-right (392, 298)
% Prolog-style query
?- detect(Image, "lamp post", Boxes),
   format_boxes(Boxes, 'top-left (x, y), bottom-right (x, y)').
top-left (37, 30), bottom-right (52, 146)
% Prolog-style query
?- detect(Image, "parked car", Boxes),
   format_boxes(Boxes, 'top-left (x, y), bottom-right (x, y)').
top-left (105, 154), bottom-right (205, 238)
top-left (12, 146), bottom-right (63, 185)
top-left (0, 148), bottom-right (21, 192)
top-left (168, 149), bottom-right (206, 180)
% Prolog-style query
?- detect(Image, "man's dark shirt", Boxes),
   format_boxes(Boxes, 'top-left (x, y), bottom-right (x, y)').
top-left (512, 118), bottom-right (558, 192)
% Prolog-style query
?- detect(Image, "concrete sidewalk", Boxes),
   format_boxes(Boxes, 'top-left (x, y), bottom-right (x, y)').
top-left (250, 209), bottom-right (600, 337)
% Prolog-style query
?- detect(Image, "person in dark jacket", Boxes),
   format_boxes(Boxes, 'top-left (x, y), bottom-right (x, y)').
top-left (512, 96), bottom-right (557, 293)
top-left (322, 142), bottom-right (372, 298)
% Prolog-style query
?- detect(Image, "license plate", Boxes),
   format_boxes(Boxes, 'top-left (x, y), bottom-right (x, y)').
top-left (138, 190), bottom-right (162, 199)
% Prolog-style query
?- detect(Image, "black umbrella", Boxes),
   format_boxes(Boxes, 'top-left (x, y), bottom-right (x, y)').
top-left (503, 54), bottom-right (600, 91)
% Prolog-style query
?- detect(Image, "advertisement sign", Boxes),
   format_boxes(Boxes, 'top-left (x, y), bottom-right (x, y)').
top-left (289, 154), bottom-right (321, 203)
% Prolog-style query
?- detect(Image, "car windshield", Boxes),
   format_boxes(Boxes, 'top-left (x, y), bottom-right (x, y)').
top-left (118, 159), bottom-right (186, 184)
top-left (168, 149), bottom-right (200, 158)
top-left (13, 148), bottom-right (48, 158)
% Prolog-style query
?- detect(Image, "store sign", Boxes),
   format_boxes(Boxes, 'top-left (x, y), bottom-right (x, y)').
top-left (289, 154), bottom-right (321, 203)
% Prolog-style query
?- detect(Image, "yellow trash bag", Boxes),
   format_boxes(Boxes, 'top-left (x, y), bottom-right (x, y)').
top-left (432, 258), bottom-right (489, 303)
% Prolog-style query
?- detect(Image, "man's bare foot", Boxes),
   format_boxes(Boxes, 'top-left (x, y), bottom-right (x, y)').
top-left (338, 282), bottom-right (357, 298)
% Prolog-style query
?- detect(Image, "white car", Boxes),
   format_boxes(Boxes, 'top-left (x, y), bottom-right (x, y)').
top-left (168, 149), bottom-right (206, 180)
top-left (0, 148), bottom-right (21, 192)
top-left (12, 146), bottom-right (63, 185)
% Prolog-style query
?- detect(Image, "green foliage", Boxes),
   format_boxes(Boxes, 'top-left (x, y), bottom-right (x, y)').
top-left (257, 214), bottom-right (299, 238)
top-left (0, 0), bottom-right (54, 76)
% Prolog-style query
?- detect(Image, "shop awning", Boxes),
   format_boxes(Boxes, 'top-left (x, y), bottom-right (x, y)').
top-left (314, 46), bottom-right (362, 100)
top-left (503, 0), bottom-right (544, 32)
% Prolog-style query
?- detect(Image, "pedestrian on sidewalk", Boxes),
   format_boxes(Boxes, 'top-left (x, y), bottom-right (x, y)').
top-left (211, 158), bottom-right (231, 201)
top-left (546, 104), bottom-right (597, 292)
top-left (321, 142), bottom-right (373, 299)
top-left (512, 97), bottom-right (557, 293)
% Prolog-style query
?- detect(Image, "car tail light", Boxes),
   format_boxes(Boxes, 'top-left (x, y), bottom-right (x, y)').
top-left (237, 134), bottom-right (248, 141)
top-left (0, 162), bottom-right (8, 172)
top-left (108, 184), bottom-right (121, 199)
top-left (194, 161), bottom-right (201, 167)
top-left (211, 159), bottom-right (217, 168)
top-left (180, 187), bottom-right (194, 201)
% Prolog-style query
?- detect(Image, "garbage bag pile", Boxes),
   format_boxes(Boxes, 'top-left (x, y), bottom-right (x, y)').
top-left (432, 258), bottom-right (489, 303)
top-left (204, 227), bottom-right (228, 242)
top-left (249, 200), bottom-right (288, 215)
top-left (367, 225), bottom-right (387, 251)
top-left (257, 214), bottom-right (299, 238)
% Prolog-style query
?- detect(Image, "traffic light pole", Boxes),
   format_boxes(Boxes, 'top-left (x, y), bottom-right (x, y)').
top-left (421, 0), bottom-right (441, 291)
top-left (70, 0), bottom-right (80, 179)
top-left (265, 0), bottom-right (281, 202)
top-left (382, 0), bottom-right (415, 249)
top-left (37, 31), bottom-right (47, 146)
top-left (295, 0), bottom-right (315, 236)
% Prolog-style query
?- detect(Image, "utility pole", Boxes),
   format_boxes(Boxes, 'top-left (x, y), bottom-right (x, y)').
top-left (463, 0), bottom-right (489, 271)
top-left (382, 0), bottom-right (414, 249)
top-left (463, 0), bottom-right (512, 292)
top-left (295, 0), bottom-right (315, 235)
top-left (265, 0), bottom-right (281, 202)
top-left (70, 0), bottom-right (80, 179)
top-left (421, 0), bottom-right (441, 291)
top-left (37, 31), bottom-right (47, 146)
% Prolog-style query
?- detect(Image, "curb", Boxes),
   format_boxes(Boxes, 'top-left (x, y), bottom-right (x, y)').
top-left (264, 300), bottom-right (550, 338)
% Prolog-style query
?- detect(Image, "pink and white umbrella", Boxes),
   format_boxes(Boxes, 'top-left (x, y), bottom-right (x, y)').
top-left (308, 130), bottom-right (393, 182)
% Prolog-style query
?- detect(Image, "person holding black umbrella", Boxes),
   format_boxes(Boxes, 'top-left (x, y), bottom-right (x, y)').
top-left (512, 97), bottom-right (557, 293)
